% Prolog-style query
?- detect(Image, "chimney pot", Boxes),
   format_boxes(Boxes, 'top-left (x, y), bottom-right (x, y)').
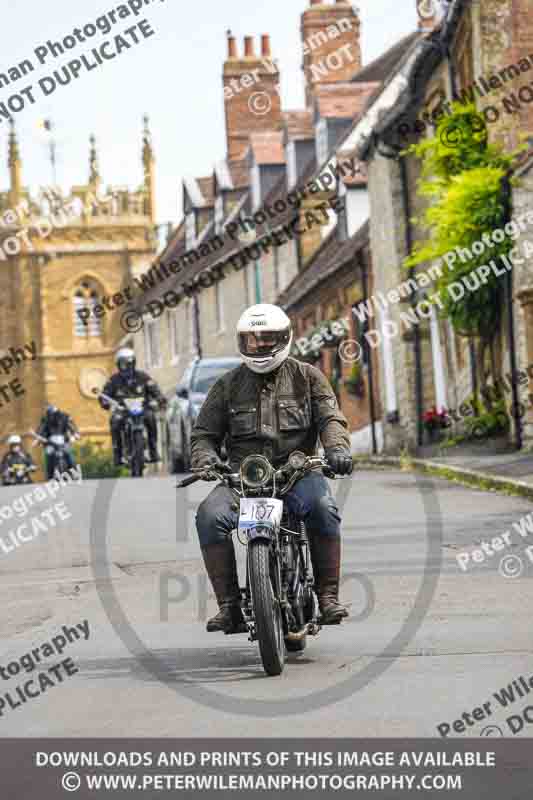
top-left (244, 36), bottom-right (254, 57)
top-left (227, 30), bottom-right (237, 58)
top-left (261, 34), bottom-right (271, 57)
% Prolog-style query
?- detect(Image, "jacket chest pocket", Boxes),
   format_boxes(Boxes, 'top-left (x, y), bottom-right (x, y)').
top-left (229, 405), bottom-right (257, 438)
top-left (278, 396), bottom-right (311, 432)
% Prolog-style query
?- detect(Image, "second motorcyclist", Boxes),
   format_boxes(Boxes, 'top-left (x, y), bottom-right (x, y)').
top-left (99, 348), bottom-right (167, 466)
top-left (191, 304), bottom-right (354, 634)
top-left (36, 405), bottom-right (80, 479)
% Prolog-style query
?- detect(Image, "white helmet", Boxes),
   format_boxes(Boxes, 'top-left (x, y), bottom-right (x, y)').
top-left (7, 434), bottom-right (21, 449)
top-left (116, 347), bottom-right (136, 375)
top-left (236, 304), bottom-right (293, 374)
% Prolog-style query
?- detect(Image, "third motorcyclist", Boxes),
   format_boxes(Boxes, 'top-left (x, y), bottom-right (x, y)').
top-left (191, 304), bottom-right (354, 634)
top-left (36, 405), bottom-right (79, 479)
top-left (99, 347), bottom-right (167, 466)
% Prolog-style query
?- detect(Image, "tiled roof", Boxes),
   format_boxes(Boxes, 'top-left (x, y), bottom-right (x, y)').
top-left (196, 176), bottom-right (215, 206)
top-left (157, 220), bottom-right (185, 264)
top-left (227, 159), bottom-right (249, 189)
top-left (278, 220), bottom-right (370, 310)
top-left (351, 31), bottom-right (421, 84)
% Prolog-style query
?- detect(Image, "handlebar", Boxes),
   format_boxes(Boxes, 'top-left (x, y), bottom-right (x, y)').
top-left (176, 456), bottom-right (338, 490)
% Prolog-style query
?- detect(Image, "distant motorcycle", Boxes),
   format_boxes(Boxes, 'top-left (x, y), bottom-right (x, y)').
top-left (98, 391), bottom-right (155, 478)
top-left (177, 451), bottom-right (342, 677)
top-left (2, 461), bottom-right (37, 486)
top-left (30, 430), bottom-right (79, 479)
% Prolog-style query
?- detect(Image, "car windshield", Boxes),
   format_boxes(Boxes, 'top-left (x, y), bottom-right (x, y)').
top-left (191, 363), bottom-right (238, 394)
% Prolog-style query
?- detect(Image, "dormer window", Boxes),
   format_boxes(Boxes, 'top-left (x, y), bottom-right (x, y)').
top-left (185, 212), bottom-right (196, 249)
top-left (215, 195), bottom-right (224, 234)
top-left (286, 141), bottom-right (298, 189)
top-left (316, 118), bottom-right (328, 165)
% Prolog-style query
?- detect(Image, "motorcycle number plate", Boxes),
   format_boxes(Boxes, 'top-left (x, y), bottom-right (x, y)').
top-left (123, 398), bottom-right (144, 413)
top-left (238, 498), bottom-right (283, 538)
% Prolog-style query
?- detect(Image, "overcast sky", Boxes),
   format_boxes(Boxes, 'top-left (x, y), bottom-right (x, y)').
top-left (0, 0), bottom-right (418, 230)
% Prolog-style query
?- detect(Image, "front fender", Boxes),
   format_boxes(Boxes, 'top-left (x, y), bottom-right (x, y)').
top-left (246, 524), bottom-right (276, 544)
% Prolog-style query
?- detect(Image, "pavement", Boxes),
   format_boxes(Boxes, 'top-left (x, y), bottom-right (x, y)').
top-left (357, 438), bottom-right (533, 497)
top-left (0, 467), bottom-right (532, 738)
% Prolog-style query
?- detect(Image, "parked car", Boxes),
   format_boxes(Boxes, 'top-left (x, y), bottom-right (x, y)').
top-left (166, 356), bottom-right (241, 472)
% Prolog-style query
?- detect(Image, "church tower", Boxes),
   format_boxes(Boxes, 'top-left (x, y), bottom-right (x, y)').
top-left (0, 118), bottom-right (158, 470)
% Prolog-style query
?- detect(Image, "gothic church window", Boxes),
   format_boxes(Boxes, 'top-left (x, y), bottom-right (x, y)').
top-left (73, 280), bottom-right (102, 337)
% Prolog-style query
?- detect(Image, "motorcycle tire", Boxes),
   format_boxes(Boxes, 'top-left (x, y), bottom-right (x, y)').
top-left (248, 540), bottom-right (285, 677)
top-left (131, 429), bottom-right (145, 477)
top-left (56, 457), bottom-right (67, 477)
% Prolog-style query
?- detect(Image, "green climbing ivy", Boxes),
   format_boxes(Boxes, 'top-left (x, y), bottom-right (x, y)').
top-left (403, 103), bottom-right (525, 398)
top-left (405, 103), bottom-right (521, 336)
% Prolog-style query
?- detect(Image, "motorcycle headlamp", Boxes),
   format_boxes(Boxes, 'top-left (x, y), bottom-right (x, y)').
top-left (240, 454), bottom-right (273, 489)
top-left (288, 450), bottom-right (307, 470)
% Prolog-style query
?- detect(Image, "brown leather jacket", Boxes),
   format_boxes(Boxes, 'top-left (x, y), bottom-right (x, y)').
top-left (191, 357), bottom-right (350, 471)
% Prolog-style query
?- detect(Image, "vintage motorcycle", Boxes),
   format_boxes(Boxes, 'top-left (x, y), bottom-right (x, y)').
top-left (177, 451), bottom-right (340, 677)
top-left (98, 392), bottom-right (155, 478)
top-left (2, 461), bottom-right (37, 485)
top-left (30, 430), bottom-right (78, 479)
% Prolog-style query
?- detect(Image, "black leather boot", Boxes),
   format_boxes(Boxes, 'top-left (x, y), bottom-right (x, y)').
top-left (201, 542), bottom-right (247, 634)
top-left (311, 536), bottom-right (349, 624)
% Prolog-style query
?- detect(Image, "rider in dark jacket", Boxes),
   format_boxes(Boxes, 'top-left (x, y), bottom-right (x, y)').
top-left (37, 405), bottom-right (79, 478)
top-left (191, 304), bottom-right (353, 634)
top-left (99, 348), bottom-right (166, 466)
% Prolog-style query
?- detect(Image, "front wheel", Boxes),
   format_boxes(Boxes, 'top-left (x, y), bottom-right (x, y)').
top-left (248, 541), bottom-right (285, 677)
top-left (131, 429), bottom-right (145, 477)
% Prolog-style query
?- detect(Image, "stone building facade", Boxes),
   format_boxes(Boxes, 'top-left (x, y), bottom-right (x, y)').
top-left (0, 118), bottom-right (157, 471)
top-left (337, 0), bottom-right (533, 453)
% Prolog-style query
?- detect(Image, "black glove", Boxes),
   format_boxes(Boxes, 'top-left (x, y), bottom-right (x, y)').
top-left (325, 448), bottom-right (353, 476)
top-left (193, 455), bottom-right (228, 481)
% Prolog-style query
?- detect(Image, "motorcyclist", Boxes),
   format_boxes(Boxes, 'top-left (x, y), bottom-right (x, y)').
top-left (1, 434), bottom-right (36, 480)
top-left (99, 347), bottom-right (167, 466)
top-left (36, 405), bottom-right (80, 479)
top-left (192, 303), bottom-right (353, 634)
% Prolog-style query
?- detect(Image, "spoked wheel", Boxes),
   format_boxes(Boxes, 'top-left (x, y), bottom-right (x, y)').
top-left (131, 430), bottom-right (145, 477)
top-left (249, 541), bottom-right (285, 676)
top-left (285, 536), bottom-right (307, 654)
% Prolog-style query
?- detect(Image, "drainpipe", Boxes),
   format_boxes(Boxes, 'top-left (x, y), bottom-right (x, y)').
top-left (193, 292), bottom-right (202, 359)
top-left (399, 154), bottom-right (424, 448)
top-left (360, 253), bottom-right (378, 454)
top-left (502, 171), bottom-right (522, 449)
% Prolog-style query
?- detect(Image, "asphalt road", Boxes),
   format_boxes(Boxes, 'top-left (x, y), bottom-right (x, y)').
top-left (0, 467), bottom-right (532, 738)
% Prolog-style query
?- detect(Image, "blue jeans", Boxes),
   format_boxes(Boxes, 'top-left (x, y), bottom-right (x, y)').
top-left (196, 471), bottom-right (341, 547)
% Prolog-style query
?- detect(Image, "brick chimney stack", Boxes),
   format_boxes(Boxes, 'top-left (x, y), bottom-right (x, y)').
top-left (301, 0), bottom-right (362, 107)
top-left (223, 31), bottom-right (282, 161)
